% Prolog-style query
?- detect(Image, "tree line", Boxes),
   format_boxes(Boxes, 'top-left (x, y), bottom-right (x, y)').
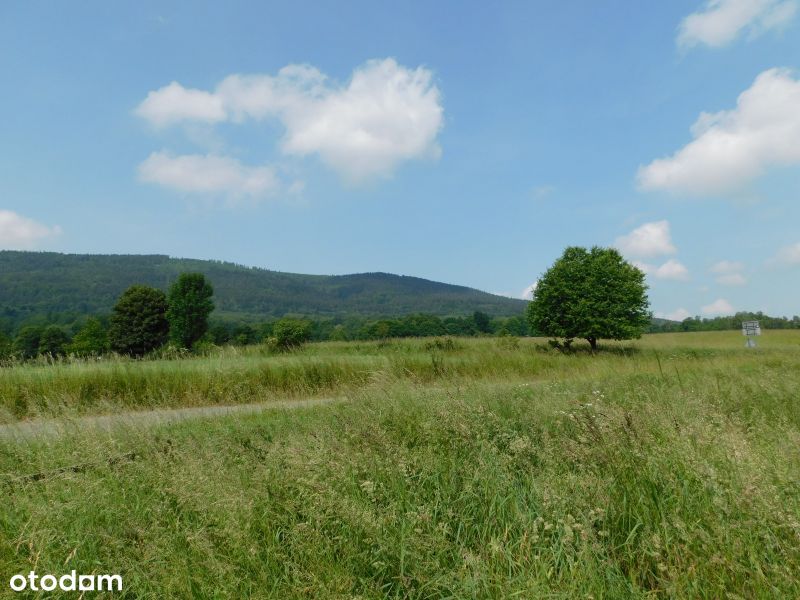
top-left (649, 312), bottom-right (800, 333)
top-left (1, 246), bottom-right (796, 361)
top-left (0, 273), bottom-right (216, 360)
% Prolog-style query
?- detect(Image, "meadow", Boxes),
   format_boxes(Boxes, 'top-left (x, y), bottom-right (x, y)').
top-left (1, 331), bottom-right (799, 598)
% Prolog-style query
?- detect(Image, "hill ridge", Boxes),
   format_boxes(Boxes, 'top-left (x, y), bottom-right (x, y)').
top-left (0, 251), bottom-right (526, 327)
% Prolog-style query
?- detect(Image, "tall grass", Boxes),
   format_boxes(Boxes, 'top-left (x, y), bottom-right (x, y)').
top-left (2, 331), bottom-right (798, 423)
top-left (0, 332), bottom-right (798, 597)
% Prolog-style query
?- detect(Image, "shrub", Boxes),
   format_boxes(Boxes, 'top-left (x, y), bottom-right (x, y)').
top-left (272, 318), bottom-right (312, 350)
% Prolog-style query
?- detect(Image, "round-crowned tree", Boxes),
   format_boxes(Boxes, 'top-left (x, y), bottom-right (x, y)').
top-left (166, 273), bottom-right (215, 349)
top-left (109, 285), bottom-right (169, 357)
top-left (69, 317), bottom-right (109, 356)
top-left (38, 325), bottom-right (70, 357)
top-left (527, 246), bottom-right (650, 350)
top-left (13, 325), bottom-right (45, 360)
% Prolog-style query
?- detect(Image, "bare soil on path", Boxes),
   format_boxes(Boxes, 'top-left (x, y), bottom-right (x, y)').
top-left (0, 397), bottom-right (345, 441)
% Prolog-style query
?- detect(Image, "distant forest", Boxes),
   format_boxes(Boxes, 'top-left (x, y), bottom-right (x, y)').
top-left (0, 251), bottom-right (526, 332)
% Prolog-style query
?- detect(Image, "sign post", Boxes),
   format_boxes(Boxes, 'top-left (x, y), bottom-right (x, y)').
top-left (741, 320), bottom-right (761, 348)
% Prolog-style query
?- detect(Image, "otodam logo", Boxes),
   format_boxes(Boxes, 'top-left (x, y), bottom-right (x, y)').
top-left (9, 571), bottom-right (122, 593)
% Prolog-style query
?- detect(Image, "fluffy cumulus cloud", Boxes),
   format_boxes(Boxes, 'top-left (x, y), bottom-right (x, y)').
top-left (136, 59), bottom-right (443, 182)
top-left (678, 0), bottom-right (797, 48)
top-left (0, 210), bottom-right (61, 249)
top-left (638, 68), bottom-right (800, 195)
top-left (521, 281), bottom-right (538, 300)
top-left (710, 260), bottom-right (747, 285)
top-left (138, 152), bottom-right (279, 199)
top-left (135, 82), bottom-right (226, 127)
top-left (769, 241), bottom-right (800, 265)
top-left (614, 220), bottom-right (677, 258)
top-left (702, 298), bottom-right (735, 315)
top-left (616, 221), bottom-right (690, 280)
top-left (657, 308), bottom-right (692, 322)
top-left (653, 259), bottom-right (690, 281)
top-left (634, 259), bottom-right (690, 281)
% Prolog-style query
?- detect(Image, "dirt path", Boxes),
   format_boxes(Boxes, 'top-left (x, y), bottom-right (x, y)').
top-left (0, 397), bottom-right (346, 441)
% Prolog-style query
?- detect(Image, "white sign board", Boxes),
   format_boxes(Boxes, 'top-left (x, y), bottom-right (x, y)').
top-left (741, 320), bottom-right (761, 336)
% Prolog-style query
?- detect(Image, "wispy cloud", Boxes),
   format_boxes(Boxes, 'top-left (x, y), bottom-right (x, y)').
top-left (678, 0), bottom-right (797, 49)
top-left (138, 152), bottom-right (279, 200)
top-left (768, 241), bottom-right (800, 266)
top-left (709, 260), bottom-right (747, 285)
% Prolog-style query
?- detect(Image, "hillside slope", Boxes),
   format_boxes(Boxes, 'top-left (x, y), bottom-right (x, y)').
top-left (0, 251), bottom-right (527, 325)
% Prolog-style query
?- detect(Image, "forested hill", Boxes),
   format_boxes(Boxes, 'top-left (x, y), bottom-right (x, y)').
top-left (0, 251), bottom-right (527, 326)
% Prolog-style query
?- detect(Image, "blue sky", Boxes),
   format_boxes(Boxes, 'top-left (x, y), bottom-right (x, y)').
top-left (1, 0), bottom-right (799, 319)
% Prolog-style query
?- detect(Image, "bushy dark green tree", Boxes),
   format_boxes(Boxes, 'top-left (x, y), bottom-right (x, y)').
top-left (166, 273), bottom-right (215, 349)
top-left (109, 285), bottom-right (169, 357)
top-left (232, 324), bottom-right (257, 346)
top-left (13, 325), bottom-right (44, 359)
top-left (527, 246), bottom-right (650, 350)
top-left (38, 325), bottom-right (70, 356)
top-left (472, 311), bottom-right (492, 334)
top-left (69, 317), bottom-right (109, 356)
top-left (273, 317), bottom-right (312, 350)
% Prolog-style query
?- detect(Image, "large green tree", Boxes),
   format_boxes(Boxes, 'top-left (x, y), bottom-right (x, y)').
top-left (38, 325), bottom-right (70, 357)
top-left (166, 273), bottom-right (215, 349)
top-left (527, 246), bottom-right (650, 350)
top-left (13, 325), bottom-right (44, 359)
top-left (109, 285), bottom-right (169, 357)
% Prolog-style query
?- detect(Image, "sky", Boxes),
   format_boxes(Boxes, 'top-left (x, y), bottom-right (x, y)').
top-left (1, 0), bottom-right (800, 319)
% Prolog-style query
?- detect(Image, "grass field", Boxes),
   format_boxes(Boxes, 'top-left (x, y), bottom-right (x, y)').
top-left (1, 332), bottom-right (799, 597)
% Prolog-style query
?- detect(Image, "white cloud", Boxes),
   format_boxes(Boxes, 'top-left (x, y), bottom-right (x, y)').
top-left (657, 308), bottom-right (692, 321)
top-left (492, 281), bottom-right (538, 300)
top-left (531, 185), bottom-right (555, 200)
top-left (654, 259), bottom-right (690, 280)
top-left (521, 281), bottom-right (538, 300)
top-left (702, 298), bottom-right (735, 315)
top-left (615, 220), bottom-right (677, 258)
top-left (638, 68), bottom-right (800, 195)
top-left (709, 260), bottom-right (747, 285)
top-left (0, 210), bottom-right (61, 249)
top-left (678, 0), bottom-right (797, 49)
top-left (769, 241), bottom-right (800, 265)
top-left (136, 59), bottom-right (444, 181)
top-left (710, 260), bottom-right (745, 274)
top-left (135, 82), bottom-right (226, 128)
top-left (138, 152), bottom-right (279, 199)
top-left (716, 273), bottom-right (747, 285)
top-left (634, 259), bottom-right (690, 280)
